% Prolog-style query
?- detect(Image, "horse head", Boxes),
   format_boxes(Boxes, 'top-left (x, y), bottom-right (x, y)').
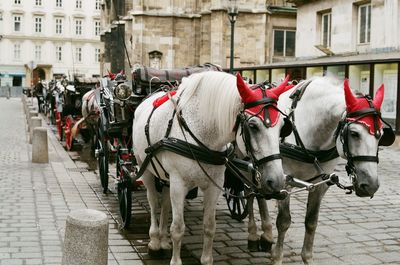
top-left (235, 73), bottom-right (292, 197)
top-left (336, 79), bottom-right (394, 197)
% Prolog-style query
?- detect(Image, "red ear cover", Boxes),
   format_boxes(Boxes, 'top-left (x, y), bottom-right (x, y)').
top-left (373, 84), bottom-right (384, 109)
top-left (236, 72), bottom-right (257, 103)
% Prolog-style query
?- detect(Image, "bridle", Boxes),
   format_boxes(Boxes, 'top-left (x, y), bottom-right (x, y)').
top-left (336, 95), bottom-right (393, 179)
top-left (235, 86), bottom-right (291, 187)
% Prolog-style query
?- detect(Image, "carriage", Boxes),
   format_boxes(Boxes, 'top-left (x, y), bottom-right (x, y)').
top-left (96, 64), bottom-right (226, 228)
top-left (55, 76), bottom-right (100, 150)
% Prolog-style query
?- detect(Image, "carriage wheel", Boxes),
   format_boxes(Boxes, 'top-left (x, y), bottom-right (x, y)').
top-left (96, 129), bottom-right (109, 193)
top-left (224, 186), bottom-right (249, 221)
top-left (64, 116), bottom-right (74, 151)
top-left (117, 154), bottom-right (132, 229)
top-left (55, 112), bottom-right (63, 141)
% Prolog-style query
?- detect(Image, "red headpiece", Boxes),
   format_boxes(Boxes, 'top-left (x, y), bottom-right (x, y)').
top-left (237, 73), bottom-right (292, 126)
top-left (344, 79), bottom-right (384, 135)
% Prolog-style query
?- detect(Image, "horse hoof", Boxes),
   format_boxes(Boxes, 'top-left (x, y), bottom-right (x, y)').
top-left (248, 240), bottom-right (260, 252)
top-left (259, 238), bottom-right (273, 252)
top-left (148, 248), bottom-right (164, 257)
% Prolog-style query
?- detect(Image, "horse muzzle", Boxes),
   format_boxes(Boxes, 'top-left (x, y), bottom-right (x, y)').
top-left (353, 176), bottom-right (380, 198)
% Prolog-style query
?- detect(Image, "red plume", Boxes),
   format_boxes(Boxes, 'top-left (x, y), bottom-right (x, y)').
top-left (343, 79), bottom-right (358, 110)
top-left (373, 84), bottom-right (384, 109)
top-left (268, 75), bottom-right (291, 99)
top-left (236, 72), bottom-right (256, 103)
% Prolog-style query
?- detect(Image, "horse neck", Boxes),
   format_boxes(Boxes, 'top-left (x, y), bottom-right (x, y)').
top-left (290, 82), bottom-right (345, 150)
top-left (177, 72), bottom-right (240, 150)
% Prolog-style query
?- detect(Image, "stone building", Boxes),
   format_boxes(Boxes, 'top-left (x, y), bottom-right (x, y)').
top-left (100, 0), bottom-right (296, 74)
top-left (236, 0), bottom-right (400, 132)
top-left (0, 0), bottom-right (103, 88)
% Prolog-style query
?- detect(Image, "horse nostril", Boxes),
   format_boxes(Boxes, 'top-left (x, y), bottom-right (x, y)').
top-left (266, 180), bottom-right (274, 188)
top-left (360, 183), bottom-right (369, 192)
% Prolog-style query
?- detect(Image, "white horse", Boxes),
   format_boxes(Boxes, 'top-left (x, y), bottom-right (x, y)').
top-left (71, 88), bottom-right (100, 147)
top-left (132, 71), bottom-right (292, 265)
top-left (245, 77), bottom-right (394, 265)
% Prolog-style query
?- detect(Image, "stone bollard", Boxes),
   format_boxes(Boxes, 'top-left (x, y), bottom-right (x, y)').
top-left (29, 117), bottom-right (42, 144)
top-left (32, 127), bottom-right (49, 163)
top-left (27, 111), bottom-right (38, 132)
top-left (62, 209), bottom-right (108, 265)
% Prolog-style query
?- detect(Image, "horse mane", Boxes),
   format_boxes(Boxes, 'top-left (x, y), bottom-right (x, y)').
top-left (177, 71), bottom-right (242, 137)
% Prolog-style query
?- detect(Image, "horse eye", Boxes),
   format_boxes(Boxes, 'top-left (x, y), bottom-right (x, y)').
top-left (248, 122), bottom-right (259, 131)
top-left (350, 131), bottom-right (360, 138)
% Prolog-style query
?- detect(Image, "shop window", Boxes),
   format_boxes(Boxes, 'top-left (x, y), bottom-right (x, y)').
top-left (306, 67), bottom-right (324, 79)
top-left (256, 70), bottom-right (269, 84)
top-left (241, 70), bottom-right (254, 84)
top-left (374, 63), bottom-right (398, 120)
top-left (349, 64), bottom-right (370, 95)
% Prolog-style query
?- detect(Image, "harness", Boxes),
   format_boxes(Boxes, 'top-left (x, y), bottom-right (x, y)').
top-left (135, 85), bottom-right (287, 199)
top-left (281, 80), bottom-right (394, 194)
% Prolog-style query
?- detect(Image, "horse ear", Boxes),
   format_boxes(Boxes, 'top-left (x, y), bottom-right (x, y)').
top-left (344, 79), bottom-right (357, 108)
top-left (236, 72), bottom-right (254, 103)
top-left (270, 75), bottom-right (290, 97)
top-left (373, 84), bottom-right (384, 109)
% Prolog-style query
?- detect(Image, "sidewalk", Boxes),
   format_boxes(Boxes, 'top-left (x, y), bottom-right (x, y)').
top-left (0, 97), bottom-right (143, 265)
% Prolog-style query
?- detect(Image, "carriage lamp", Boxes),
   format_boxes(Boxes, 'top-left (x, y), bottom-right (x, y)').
top-left (115, 83), bottom-right (133, 100)
top-left (227, 0), bottom-right (239, 74)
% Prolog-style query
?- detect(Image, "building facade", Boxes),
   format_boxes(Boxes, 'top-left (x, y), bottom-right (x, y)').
top-left (100, 0), bottom-right (296, 74)
top-left (0, 0), bottom-right (103, 88)
top-left (236, 0), bottom-right (400, 132)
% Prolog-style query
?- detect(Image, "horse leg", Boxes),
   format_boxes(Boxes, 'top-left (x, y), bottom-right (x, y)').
top-left (247, 195), bottom-right (259, 251)
top-left (169, 177), bottom-right (188, 265)
top-left (142, 173), bottom-right (163, 255)
top-left (200, 185), bottom-right (221, 265)
top-left (258, 197), bottom-right (274, 252)
top-left (301, 185), bottom-right (329, 265)
top-left (272, 195), bottom-right (291, 265)
top-left (159, 185), bottom-right (172, 250)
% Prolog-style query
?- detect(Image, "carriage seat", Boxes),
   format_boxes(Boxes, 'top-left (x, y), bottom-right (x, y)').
top-left (132, 63), bottom-right (222, 95)
top-left (133, 63), bottom-right (221, 84)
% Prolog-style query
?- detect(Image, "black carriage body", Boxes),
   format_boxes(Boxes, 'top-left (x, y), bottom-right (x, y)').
top-left (62, 77), bottom-right (99, 117)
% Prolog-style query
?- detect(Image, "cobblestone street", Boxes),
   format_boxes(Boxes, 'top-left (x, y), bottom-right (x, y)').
top-left (1, 97), bottom-right (400, 265)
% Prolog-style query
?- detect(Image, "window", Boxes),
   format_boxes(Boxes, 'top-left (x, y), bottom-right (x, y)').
top-left (56, 0), bottom-right (62, 7)
top-left (55, 18), bottom-right (63, 34)
top-left (76, 0), bottom-right (82, 9)
top-left (14, 43), bottom-right (21, 60)
top-left (359, 3), bottom-right (371, 44)
top-left (35, 45), bottom-right (42, 61)
top-left (14, 15), bottom-right (21, 32)
top-left (14, 0), bottom-right (21, 4)
top-left (75, 19), bottom-right (82, 35)
top-left (34, 17), bottom-right (42, 33)
top-left (35, 0), bottom-right (42, 6)
top-left (56, 46), bottom-right (62, 62)
top-left (95, 0), bottom-right (101, 10)
top-left (321, 12), bottom-right (331, 47)
top-left (75, 47), bottom-right (82, 62)
top-left (94, 21), bottom-right (101, 36)
top-left (273, 29), bottom-right (295, 57)
top-left (95, 48), bottom-right (101, 62)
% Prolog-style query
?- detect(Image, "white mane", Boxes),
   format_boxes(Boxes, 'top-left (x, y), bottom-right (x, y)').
top-left (177, 71), bottom-right (242, 137)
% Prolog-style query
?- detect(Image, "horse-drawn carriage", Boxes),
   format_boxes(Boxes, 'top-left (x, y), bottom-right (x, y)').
top-left (92, 64), bottom-right (395, 265)
top-left (96, 64), bottom-right (222, 228)
top-left (54, 76), bottom-right (100, 150)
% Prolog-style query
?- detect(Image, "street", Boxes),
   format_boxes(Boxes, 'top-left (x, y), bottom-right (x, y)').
top-left (0, 97), bottom-right (400, 265)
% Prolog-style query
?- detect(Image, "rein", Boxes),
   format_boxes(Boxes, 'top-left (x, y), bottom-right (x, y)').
top-left (135, 84), bottom-right (287, 200)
